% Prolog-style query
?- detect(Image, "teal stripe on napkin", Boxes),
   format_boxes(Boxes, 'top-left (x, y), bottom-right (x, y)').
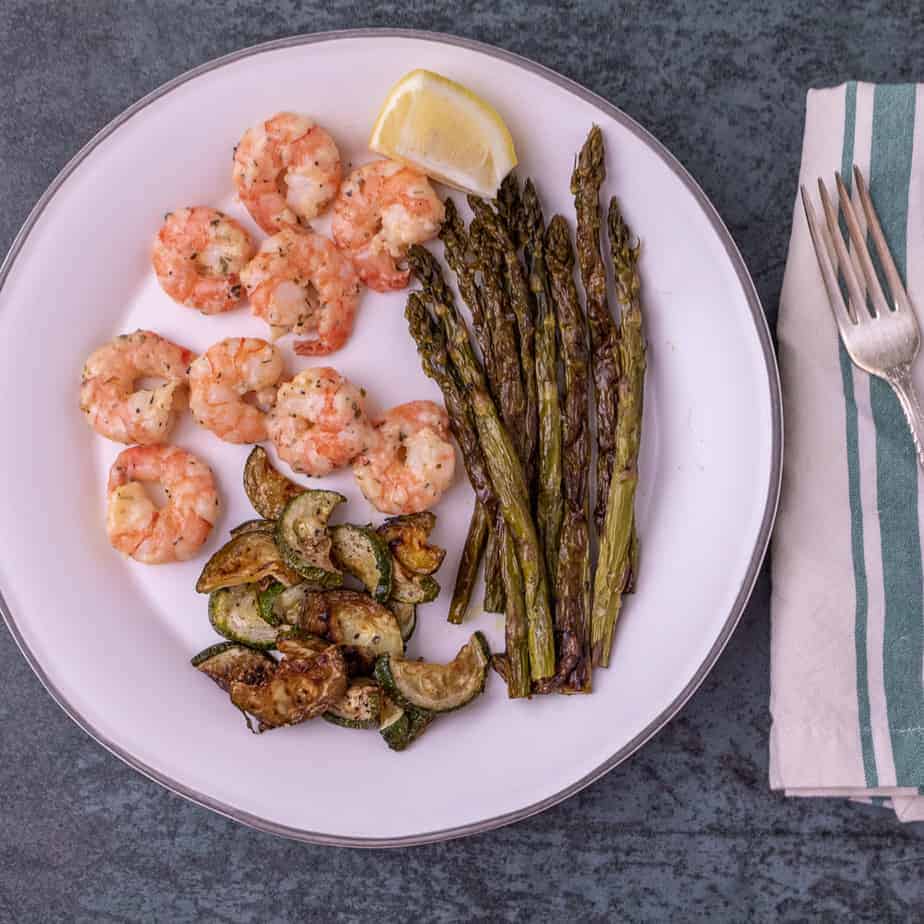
top-left (837, 81), bottom-right (878, 787)
top-left (869, 84), bottom-right (924, 787)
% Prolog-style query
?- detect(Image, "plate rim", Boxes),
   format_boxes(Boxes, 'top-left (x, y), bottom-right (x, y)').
top-left (0, 27), bottom-right (783, 848)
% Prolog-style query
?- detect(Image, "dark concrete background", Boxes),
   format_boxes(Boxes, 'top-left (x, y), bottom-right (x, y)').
top-left (1, 2), bottom-right (922, 921)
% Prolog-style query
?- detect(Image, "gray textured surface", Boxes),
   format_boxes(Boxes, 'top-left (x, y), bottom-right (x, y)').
top-left (1, 2), bottom-right (922, 921)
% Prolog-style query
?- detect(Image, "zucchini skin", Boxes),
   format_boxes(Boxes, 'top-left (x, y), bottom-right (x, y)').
top-left (379, 699), bottom-right (434, 751)
top-left (390, 558), bottom-right (440, 604)
top-left (191, 642), bottom-right (276, 691)
top-left (257, 581), bottom-right (287, 624)
top-left (208, 585), bottom-right (279, 650)
top-left (229, 519), bottom-right (277, 538)
top-left (330, 524), bottom-right (393, 602)
top-left (275, 492), bottom-right (346, 587)
top-left (374, 632), bottom-right (490, 714)
top-left (243, 445), bottom-right (306, 520)
top-left (191, 641), bottom-right (242, 667)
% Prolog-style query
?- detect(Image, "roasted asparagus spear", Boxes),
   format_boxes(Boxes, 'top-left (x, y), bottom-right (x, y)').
top-left (590, 198), bottom-right (646, 667)
top-left (468, 195), bottom-right (539, 494)
top-left (522, 180), bottom-right (563, 587)
top-left (441, 198), bottom-right (499, 399)
top-left (404, 292), bottom-right (498, 626)
top-left (499, 514), bottom-right (531, 698)
top-left (571, 125), bottom-right (621, 535)
top-left (408, 245), bottom-right (556, 682)
top-left (441, 199), bottom-right (507, 615)
top-left (544, 214), bottom-right (593, 692)
top-left (406, 277), bottom-right (530, 693)
top-left (450, 500), bottom-right (490, 625)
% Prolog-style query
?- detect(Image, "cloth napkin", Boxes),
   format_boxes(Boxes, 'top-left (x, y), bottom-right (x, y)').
top-left (770, 81), bottom-right (924, 822)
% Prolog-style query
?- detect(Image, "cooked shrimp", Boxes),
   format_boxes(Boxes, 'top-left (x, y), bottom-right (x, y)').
top-left (353, 401), bottom-right (456, 514)
top-left (332, 160), bottom-right (444, 292)
top-left (233, 113), bottom-right (342, 233)
top-left (106, 444), bottom-right (220, 564)
top-left (80, 330), bottom-right (195, 444)
top-left (152, 207), bottom-right (254, 314)
top-left (189, 338), bottom-right (284, 444)
top-left (240, 227), bottom-right (362, 355)
top-left (267, 367), bottom-right (373, 476)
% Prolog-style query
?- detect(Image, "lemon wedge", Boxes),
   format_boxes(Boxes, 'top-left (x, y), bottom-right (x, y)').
top-left (369, 69), bottom-right (518, 198)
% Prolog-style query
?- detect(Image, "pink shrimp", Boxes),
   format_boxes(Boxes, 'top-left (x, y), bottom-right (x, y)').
top-left (232, 112), bottom-right (342, 233)
top-left (80, 330), bottom-right (195, 444)
top-left (240, 227), bottom-right (362, 356)
top-left (267, 367), bottom-right (373, 476)
top-left (331, 160), bottom-right (444, 291)
top-left (189, 338), bottom-right (285, 444)
top-left (106, 444), bottom-right (220, 564)
top-left (353, 401), bottom-right (456, 514)
top-left (152, 207), bottom-right (254, 314)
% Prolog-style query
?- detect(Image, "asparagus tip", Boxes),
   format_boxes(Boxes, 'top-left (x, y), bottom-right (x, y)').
top-left (571, 124), bottom-right (605, 192)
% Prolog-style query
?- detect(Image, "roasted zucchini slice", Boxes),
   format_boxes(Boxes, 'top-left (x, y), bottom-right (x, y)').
top-left (269, 584), bottom-right (330, 635)
top-left (375, 632), bottom-right (490, 713)
top-left (208, 584), bottom-right (279, 649)
top-left (387, 600), bottom-right (417, 643)
top-left (196, 531), bottom-right (301, 594)
top-left (191, 642), bottom-right (276, 691)
top-left (229, 518), bottom-right (277, 538)
top-left (377, 512), bottom-right (446, 575)
top-left (231, 644), bottom-right (347, 732)
top-left (330, 524), bottom-right (393, 602)
top-left (390, 557), bottom-right (440, 604)
top-left (379, 695), bottom-right (434, 751)
top-left (325, 590), bottom-right (404, 667)
top-left (324, 678), bottom-right (383, 729)
top-left (243, 445), bottom-right (306, 519)
top-left (275, 491), bottom-right (346, 586)
top-left (276, 631), bottom-right (331, 660)
top-left (257, 581), bottom-right (287, 624)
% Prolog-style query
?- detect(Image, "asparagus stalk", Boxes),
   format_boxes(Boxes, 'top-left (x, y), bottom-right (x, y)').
top-left (522, 180), bottom-right (564, 587)
top-left (499, 516), bottom-right (531, 697)
top-left (405, 292), bottom-right (498, 624)
top-left (408, 245), bottom-right (556, 681)
top-left (441, 200), bottom-right (508, 613)
top-left (441, 199), bottom-right (499, 399)
top-left (450, 500), bottom-right (489, 625)
top-left (544, 214), bottom-right (593, 692)
top-left (590, 198), bottom-right (646, 667)
top-left (571, 125), bottom-right (621, 535)
top-left (468, 217), bottom-right (527, 451)
top-left (406, 274), bottom-right (533, 691)
top-left (482, 526), bottom-right (506, 614)
top-left (468, 195), bottom-right (539, 493)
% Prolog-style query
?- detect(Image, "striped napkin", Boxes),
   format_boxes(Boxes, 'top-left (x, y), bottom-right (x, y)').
top-left (770, 81), bottom-right (924, 822)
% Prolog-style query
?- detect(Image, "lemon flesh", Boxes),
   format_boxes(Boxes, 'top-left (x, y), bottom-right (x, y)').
top-left (369, 69), bottom-right (518, 198)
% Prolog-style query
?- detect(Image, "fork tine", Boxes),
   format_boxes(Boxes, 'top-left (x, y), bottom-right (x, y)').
top-left (835, 172), bottom-right (891, 317)
top-left (801, 185), bottom-right (855, 335)
top-left (853, 166), bottom-right (914, 314)
top-left (817, 178), bottom-right (869, 321)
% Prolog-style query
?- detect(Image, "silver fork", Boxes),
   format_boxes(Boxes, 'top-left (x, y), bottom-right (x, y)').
top-left (801, 166), bottom-right (924, 470)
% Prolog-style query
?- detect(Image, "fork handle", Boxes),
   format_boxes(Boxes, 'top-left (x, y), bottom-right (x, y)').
top-left (885, 363), bottom-right (924, 471)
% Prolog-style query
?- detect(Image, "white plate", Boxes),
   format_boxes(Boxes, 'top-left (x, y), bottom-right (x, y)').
top-left (0, 30), bottom-right (781, 846)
